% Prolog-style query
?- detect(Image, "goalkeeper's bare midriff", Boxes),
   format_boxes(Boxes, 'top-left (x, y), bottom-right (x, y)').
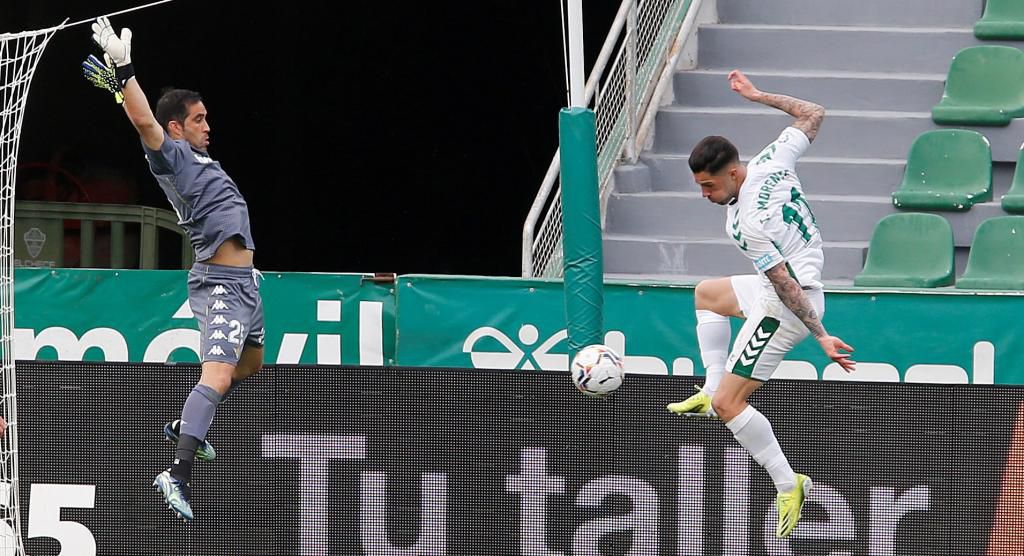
top-left (204, 237), bottom-right (253, 267)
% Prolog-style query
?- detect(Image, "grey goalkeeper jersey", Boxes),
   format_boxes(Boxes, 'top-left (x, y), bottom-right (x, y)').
top-left (143, 132), bottom-right (254, 261)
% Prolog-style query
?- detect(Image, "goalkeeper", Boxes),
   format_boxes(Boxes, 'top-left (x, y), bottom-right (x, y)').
top-left (84, 17), bottom-right (265, 522)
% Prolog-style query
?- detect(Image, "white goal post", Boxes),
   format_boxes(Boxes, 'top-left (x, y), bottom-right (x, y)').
top-left (0, 23), bottom-right (64, 556)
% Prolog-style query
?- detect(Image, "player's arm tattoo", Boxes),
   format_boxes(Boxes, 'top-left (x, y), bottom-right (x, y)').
top-left (764, 263), bottom-right (827, 339)
top-left (753, 92), bottom-right (826, 142)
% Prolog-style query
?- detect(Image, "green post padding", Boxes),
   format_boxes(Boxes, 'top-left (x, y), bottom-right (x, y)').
top-left (891, 129), bottom-right (992, 211)
top-left (558, 107), bottom-right (604, 357)
top-left (854, 213), bottom-right (955, 288)
top-left (932, 46), bottom-right (1024, 126)
top-left (957, 216), bottom-right (1024, 290)
top-left (1001, 145), bottom-right (1024, 214)
top-left (975, 0), bottom-right (1024, 40)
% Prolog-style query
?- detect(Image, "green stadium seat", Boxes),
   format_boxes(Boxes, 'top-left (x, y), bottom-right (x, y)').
top-left (975, 0), bottom-right (1024, 40)
top-left (1001, 145), bottom-right (1024, 213)
top-left (854, 213), bottom-right (955, 288)
top-left (956, 216), bottom-right (1024, 290)
top-left (891, 130), bottom-right (992, 211)
top-left (931, 46), bottom-right (1024, 126)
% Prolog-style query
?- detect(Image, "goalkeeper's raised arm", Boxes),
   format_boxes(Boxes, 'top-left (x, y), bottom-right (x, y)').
top-left (90, 17), bottom-right (163, 151)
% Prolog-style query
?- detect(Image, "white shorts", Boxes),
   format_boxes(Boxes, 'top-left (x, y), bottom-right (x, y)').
top-left (725, 275), bottom-right (825, 382)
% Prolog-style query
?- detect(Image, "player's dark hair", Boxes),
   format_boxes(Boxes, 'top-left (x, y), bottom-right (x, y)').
top-left (155, 88), bottom-right (203, 131)
top-left (689, 136), bottom-right (739, 174)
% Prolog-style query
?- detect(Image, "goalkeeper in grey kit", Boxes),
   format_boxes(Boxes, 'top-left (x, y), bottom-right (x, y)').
top-left (84, 17), bottom-right (265, 522)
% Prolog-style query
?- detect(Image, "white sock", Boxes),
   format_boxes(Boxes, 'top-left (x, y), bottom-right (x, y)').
top-left (726, 405), bottom-right (796, 493)
top-left (696, 309), bottom-right (730, 397)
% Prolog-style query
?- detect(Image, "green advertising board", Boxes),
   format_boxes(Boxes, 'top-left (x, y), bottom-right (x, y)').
top-left (394, 275), bottom-right (1024, 385)
top-left (13, 270), bottom-right (1024, 385)
top-left (395, 275), bottom-right (700, 375)
top-left (12, 268), bottom-right (396, 366)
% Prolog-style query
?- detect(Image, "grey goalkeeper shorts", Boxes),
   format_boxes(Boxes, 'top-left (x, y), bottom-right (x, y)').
top-left (187, 262), bottom-right (266, 365)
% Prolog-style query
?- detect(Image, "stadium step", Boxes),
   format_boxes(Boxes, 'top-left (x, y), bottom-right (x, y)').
top-left (622, 154), bottom-right (1017, 199)
top-left (696, 24), bottom-right (1024, 74)
top-left (673, 69), bottom-right (945, 113)
top-left (631, 155), bottom-right (904, 197)
top-left (604, 191), bottom-right (1009, 247)
top-left (603, 234), bottom-right (869, 281)
top-left (716, 0), bottom-right (983, 28)
top-left (652, 106), bottom-right (1024, 162)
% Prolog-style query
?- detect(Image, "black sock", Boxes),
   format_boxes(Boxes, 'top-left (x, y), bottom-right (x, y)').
top-left (170, 434), bottom-right (202, 483)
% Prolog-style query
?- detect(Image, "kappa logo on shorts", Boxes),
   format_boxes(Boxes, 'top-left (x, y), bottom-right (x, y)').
top-left (208, 346), bottom-right (226, 356)
top-left (211, 300), bottom-right (229, 311)
top-left (211, 285), bottom-right (227, 295)
top-left (211, 315), bottom-right (228, 325)
top-left (209, 330), bottom-right (227, 340)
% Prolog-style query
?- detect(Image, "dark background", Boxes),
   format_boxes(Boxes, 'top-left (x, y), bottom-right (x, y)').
top-left (1, 1), bottom-right (619, 275)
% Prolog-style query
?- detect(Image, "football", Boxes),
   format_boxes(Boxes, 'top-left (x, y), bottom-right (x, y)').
top-left (570, 344), bottom-right (625, 398)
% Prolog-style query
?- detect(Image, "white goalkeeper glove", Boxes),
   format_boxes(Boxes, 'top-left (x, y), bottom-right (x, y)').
top-left (91, 17), bottom-right (135, 89)
top-left (91, 17), bottom-right (131, 66)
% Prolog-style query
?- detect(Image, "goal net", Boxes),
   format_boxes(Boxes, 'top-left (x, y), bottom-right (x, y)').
top-left (0, 23), bottom-right (63, 556)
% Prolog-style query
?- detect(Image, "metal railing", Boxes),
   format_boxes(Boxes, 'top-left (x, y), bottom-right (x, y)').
top-left (14, 201), bottom-right (192, 269)
top-left (522, 0), bottom-right (702, 277)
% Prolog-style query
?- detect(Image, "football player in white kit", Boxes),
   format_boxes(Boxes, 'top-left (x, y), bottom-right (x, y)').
top-left (667, 70), bottom-right (856, 538)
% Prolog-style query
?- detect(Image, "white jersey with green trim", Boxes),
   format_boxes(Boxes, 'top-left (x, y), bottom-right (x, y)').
top-left (726, 126), bottom-right (824, 292)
